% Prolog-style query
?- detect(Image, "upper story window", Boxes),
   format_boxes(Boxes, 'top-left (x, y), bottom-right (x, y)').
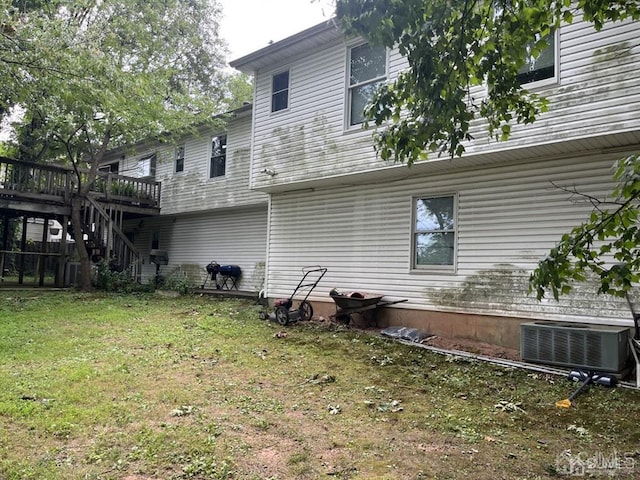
top-left (348, 43), bottom-right (387, 126)
top-left (98, 162), bottom-right (118, 174)
top-left (138, 154), bottom-right (156, 178)
top-left (517, 32), bottom-right (557, 86)
top-left (412, 195), bottom-right (456, 270)
top-left (210, 135), bottom-right (227, 178)
top-left (271, 70), bottom-right (290, 112)
top-left (175, 144), bottom-right (185, 173)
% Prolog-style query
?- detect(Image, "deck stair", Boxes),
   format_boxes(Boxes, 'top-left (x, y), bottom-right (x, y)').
top-left (0, 157), bottom-right (160, 286)
top-left (79, 196), bottom-right (142, 280)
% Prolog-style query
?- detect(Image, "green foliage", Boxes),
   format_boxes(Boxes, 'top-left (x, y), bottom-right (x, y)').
top-left (94, 261), bottom-right (148, 293)
top-left (157, 266), bottom-right (198, 294)
top-left (1, 0), bottom-right (229, 167)
top-left (221, 73), bottom-right (254, 112)
top-left (1, 0), bottom-right (232, 289)
top-left (530, 154), bottom-right (640, 299)
top-left (336, 0), bottom-right (640, 164)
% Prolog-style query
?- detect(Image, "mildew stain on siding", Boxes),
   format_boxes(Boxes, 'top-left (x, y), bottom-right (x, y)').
top-left (592, 41), bottom-right (632, 62)
top-left (428, 264), bottom-right (629, 320)
top-left (431, 264), bottom-right (530, 311)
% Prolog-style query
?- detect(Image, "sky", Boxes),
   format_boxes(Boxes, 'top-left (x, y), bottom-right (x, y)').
top-left (218, 0), bottom-right (335, 62)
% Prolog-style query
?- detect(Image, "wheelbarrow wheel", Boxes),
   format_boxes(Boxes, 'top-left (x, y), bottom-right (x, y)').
top-left (275, 306), bottom-right (289, 325)
top-left (299, 300), bottom-right (313, 321)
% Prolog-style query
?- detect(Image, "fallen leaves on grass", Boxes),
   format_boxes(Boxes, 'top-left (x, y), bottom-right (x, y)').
top-left (304, 374), bottom-right (336, 385)
top-left (170, 405), bottom-right (194, 417)
top-left (494, 400), bottom-right (527, 414)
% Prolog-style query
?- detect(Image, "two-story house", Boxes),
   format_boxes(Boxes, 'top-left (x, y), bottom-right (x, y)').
top-left (228, 17), bottom-right (640, 349)
top-left (103, 104), bottom-right (269, 291)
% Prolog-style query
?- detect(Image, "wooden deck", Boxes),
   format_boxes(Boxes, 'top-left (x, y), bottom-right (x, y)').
top-left (0, 157), bottom-right (161, 216)
top-left (0, 157), bottom-right (162, 287)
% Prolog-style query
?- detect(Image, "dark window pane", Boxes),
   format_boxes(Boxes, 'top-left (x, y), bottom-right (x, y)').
top-left (210, 157), bottom-right (225, 177)
top-left (272, 91), bottom-right (288, 112)
top-left (175, 145), bottom-right (184, 173)
top-left (212, 135), bottom-right (226, 157)
top-left (272, 71), bottom-right (289, 92)
top-left (272, 70), bottom-right (289, 112)
top-left (210, 135), bottom-right (227, 178)
top-left (350, 81), bottom-right (383, 125)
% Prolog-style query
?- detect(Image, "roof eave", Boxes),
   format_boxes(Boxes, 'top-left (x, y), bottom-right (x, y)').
top-left (229, 18), bottom-right (340, 73)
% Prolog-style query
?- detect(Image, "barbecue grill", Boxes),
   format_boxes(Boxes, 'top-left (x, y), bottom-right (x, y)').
top-left (218, 265), bottom-right (241, 290)
top-left (149, 250), bottom-right (168, 284)
top-left (201, 261), bottom-right (241, 290)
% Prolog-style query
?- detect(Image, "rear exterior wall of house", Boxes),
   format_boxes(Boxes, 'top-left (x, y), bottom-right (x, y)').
top-left (231, 15), bottom-right (640, 347)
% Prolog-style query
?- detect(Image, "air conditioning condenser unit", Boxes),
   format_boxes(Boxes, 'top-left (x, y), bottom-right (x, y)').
top-left (520, 321), bottom-right (630, 373)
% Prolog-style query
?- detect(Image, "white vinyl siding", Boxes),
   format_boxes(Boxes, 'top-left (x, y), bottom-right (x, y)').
top-left (250, 17), bottom-right (640, 190)
top-left (157, 114), bottom-right (267, 215)
top-left (265, 151), bottom-right (634, 327)
top-left (127, 206), bottom-right (268, 290)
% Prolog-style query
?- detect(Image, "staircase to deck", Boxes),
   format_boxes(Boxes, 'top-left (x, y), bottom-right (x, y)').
top-left (80, 196), bottom-right (142, 280)
top-left (0, 157), bottom-right (161, 286)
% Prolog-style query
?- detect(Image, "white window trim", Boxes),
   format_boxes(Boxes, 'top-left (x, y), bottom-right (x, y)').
top-left (410, 193), bottom-right (458, 273)
top-left (138, 153), bottom-right (156, 178)
top-left (344, 42), bottom-right (389, 131)
top-left (270, 69), bottom-right (290, 114)
top-left (517, 29), bottom-right (560, 90)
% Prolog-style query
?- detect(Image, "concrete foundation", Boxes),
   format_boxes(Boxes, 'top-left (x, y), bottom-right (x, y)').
top-left (312, 300), bottom-right (526, 352)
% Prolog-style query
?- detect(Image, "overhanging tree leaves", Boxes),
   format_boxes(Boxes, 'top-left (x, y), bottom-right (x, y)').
top-left (335, 0), bottom-right (640, 162)
top-left (1, 0), bottom-right (234, 290)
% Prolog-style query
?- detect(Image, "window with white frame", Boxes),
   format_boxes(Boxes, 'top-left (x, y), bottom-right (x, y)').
top-left (210, 135), bottom-right (226, 178)
top-left (271, 70), bottom-right (289, 112)
top-left (175, 144), bottom-right (185, 173)
top-left (138, 154), bottom-right (156, 178)
top-left (348, 43), bottom-right (386, 126)
top-left (517, 32), bottom-right (557, 85)
top-left (412, 195), bottom-right (456, 268)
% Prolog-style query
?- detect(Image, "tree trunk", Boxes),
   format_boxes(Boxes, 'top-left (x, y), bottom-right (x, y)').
top-left (70, 196), bottom-right (93, 291)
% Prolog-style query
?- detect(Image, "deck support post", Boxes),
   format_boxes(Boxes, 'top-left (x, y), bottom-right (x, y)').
top-left (38, 216), bottom-right (48, 286)
top-left (18, 215), bottom-right (27, 285)
top-left (0, 216), bottom-right (8, 283)
top-left (56, 215), bottom-right (68, 288)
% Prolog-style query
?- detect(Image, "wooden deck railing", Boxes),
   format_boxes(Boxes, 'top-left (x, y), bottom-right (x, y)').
top-left (0, 157), bottom-right (161, 208)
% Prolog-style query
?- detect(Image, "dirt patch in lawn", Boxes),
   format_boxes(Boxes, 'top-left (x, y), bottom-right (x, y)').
top-left (421, 335), bottom-right (520, 362)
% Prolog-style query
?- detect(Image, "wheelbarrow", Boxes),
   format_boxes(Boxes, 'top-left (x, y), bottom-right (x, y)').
top-left (329, 288), bottom-right (408, 325)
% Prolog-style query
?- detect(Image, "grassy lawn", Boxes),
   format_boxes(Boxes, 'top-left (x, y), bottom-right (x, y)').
top-left (0, 292), bottom-right (638, 480)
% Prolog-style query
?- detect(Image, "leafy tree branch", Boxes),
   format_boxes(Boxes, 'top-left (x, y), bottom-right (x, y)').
top-left (336, 0), bottom-right (640, 164)
top-left (530, 154), bottom-right (640, 300)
